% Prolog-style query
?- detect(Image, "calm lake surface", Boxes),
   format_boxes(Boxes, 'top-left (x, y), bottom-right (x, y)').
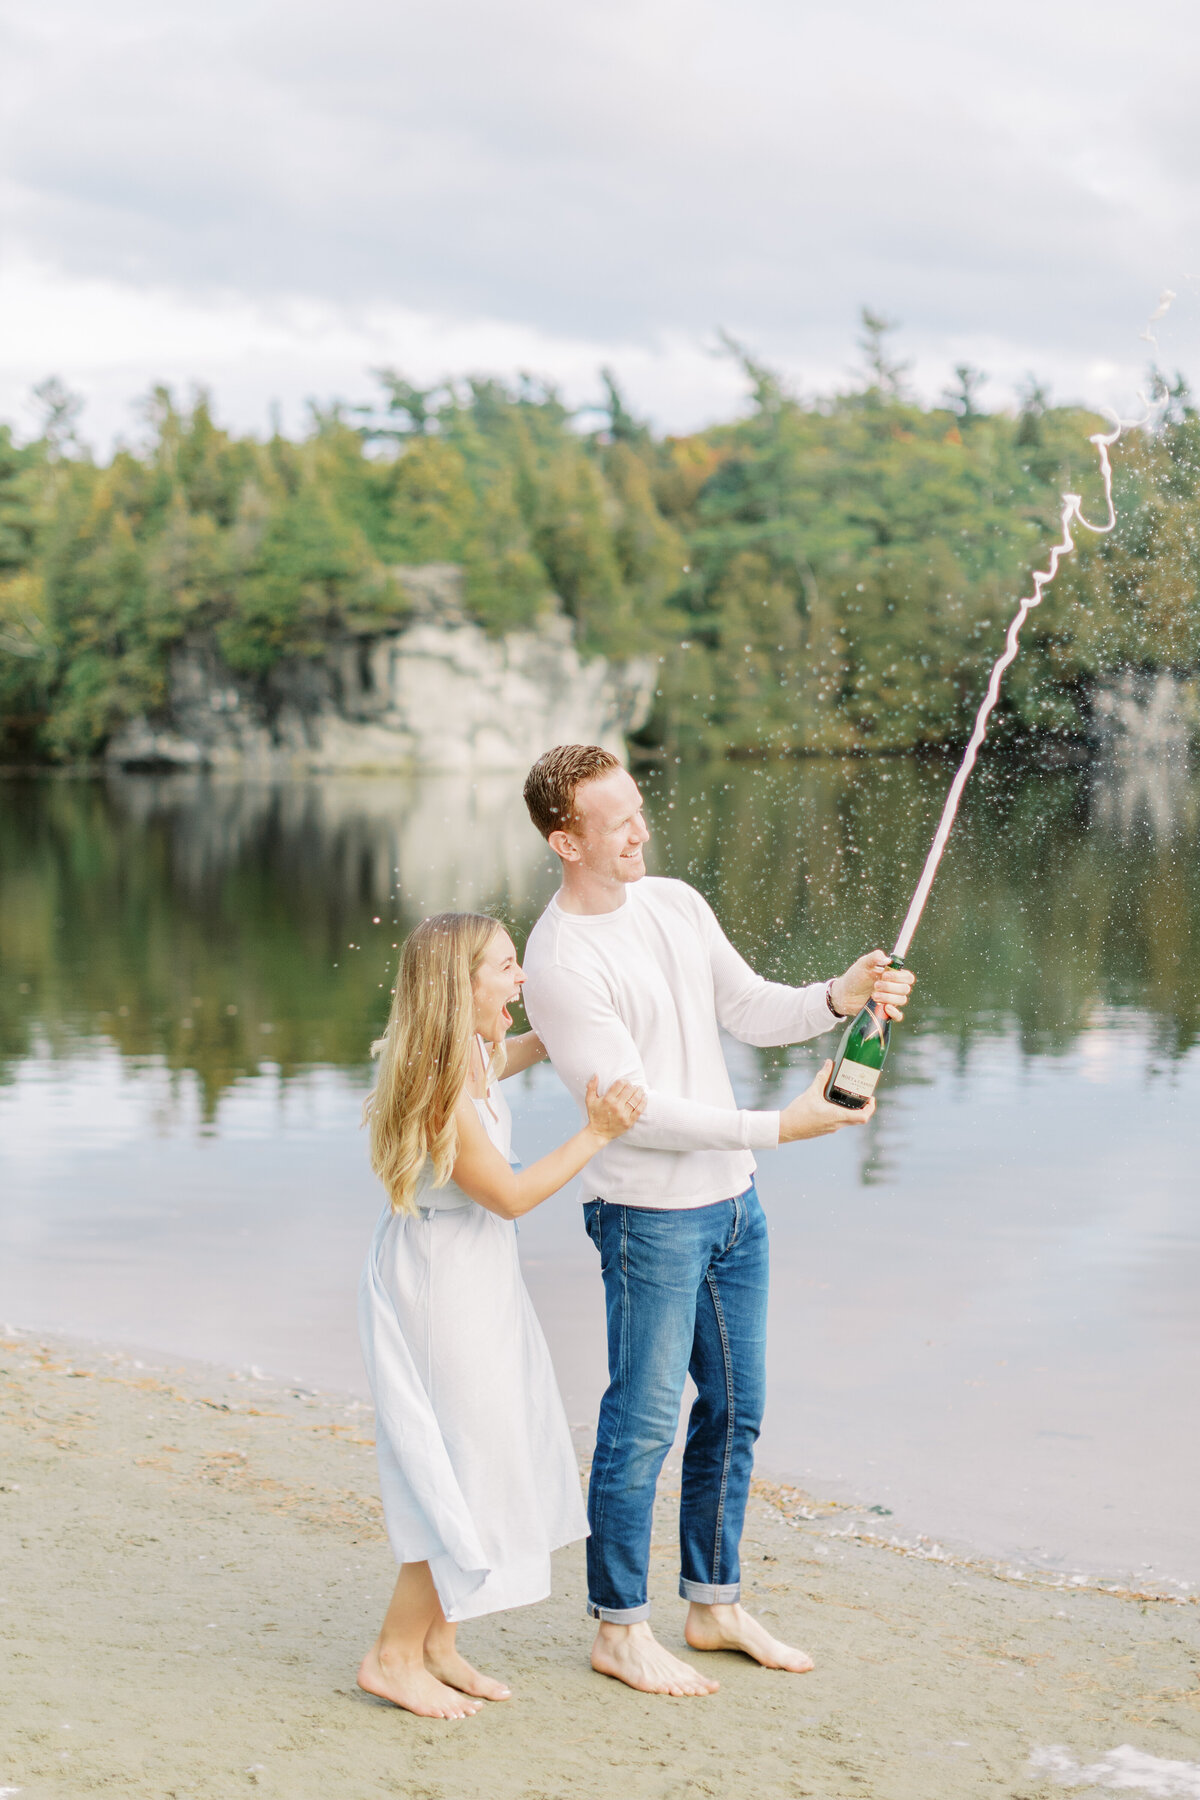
top-left (2, 756), bottom-right (1198, 1590)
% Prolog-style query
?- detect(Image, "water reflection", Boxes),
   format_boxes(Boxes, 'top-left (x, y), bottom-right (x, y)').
top-left (5, 755), bottom-right (1200, 1119)
top-left (2, 759), bottom-right (1199, 1582)
top-left (0, 773), bottom-right (560, 1115)
top-left (645, 754), bottom-right (1200, 1063)
top-left (1089, 746), bottom-right (1200, 843)
top-left (105, 768), bottom-right (555, 916)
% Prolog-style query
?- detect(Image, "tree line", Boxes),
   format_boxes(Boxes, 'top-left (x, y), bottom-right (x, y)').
top-left (2, 316), bottom-right (1198, 763)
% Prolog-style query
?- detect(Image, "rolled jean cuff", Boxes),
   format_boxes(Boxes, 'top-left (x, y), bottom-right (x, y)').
top-left (586, 1599), bottom-right (652, 1624)
top-left (679, 1577), bottom-right (740, 1605)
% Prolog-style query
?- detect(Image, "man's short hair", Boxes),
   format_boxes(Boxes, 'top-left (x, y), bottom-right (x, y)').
top-left (523, 744), bottom-right (621, 841)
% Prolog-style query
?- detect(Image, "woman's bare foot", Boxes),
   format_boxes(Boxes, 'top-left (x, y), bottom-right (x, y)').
top-left (424, 1642), bottom-right (511, 1702)
top-left (591, 1621), bottom-right (719, 1696)
top-left (684, 1601), bottom-right (814, 1672)
top-left (357, 1646), bottom-right (483, 1718)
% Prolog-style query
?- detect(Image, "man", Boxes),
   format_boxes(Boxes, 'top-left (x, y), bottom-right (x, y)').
top-left (520, 744), bottom-right (915, 1698)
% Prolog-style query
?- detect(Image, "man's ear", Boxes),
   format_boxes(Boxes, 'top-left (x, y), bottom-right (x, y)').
top-left (547, 828), bottom-right (580, 863)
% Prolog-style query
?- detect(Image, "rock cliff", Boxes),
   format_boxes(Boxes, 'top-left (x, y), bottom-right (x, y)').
top-left (1089, 668), bottom-right (1200, 759)
top-left (1088, 668), bottom-right (1199, 839)
top-left (107, 565), bottom-right (654, 774)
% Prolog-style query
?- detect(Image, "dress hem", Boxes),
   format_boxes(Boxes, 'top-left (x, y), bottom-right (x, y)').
top-left (431, 1524), bottom-right (590, 1623)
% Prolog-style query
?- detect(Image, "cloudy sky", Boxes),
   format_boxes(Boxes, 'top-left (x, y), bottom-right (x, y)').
top-left (2, 0), bottom-right (1198, 447)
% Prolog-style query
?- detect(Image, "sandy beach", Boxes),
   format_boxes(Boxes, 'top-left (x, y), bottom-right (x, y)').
top-left (2, 1330), bottom-right (1198, 1800)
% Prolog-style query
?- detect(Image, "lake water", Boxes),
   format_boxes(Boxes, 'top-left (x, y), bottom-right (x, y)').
top-left (2, 756), bottom-right (1198, 1592)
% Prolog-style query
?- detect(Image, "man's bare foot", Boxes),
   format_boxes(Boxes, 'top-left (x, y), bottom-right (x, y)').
top-left (424, 1641), bottom-right (511, 1702)
top-left (357, 1646), bottom-right (482, 1718)
top-left (591, 1620), bottom-right (719, 1696)
top-left (684, 1601), bottom-right (814, 1672)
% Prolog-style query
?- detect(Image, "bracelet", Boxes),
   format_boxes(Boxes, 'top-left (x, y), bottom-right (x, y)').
top-left (825, 979), bottom-right (848, 1020)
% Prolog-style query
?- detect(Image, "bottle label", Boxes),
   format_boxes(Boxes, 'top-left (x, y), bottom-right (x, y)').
top-left (832, 1058), bottom-right (880, 1100)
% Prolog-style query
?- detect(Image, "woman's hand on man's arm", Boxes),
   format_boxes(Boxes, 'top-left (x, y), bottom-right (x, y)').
top-left (451, 1079), bottom-right (645, 1221)
top-left (583, 1075), bottom-right (646, 1142)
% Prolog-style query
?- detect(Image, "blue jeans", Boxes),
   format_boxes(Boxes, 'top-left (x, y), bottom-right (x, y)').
top-left (582, 1184), bottom-right (768, 1623)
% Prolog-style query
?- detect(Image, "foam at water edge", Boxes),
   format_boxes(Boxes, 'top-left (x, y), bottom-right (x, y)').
top-left (1030, 1745), bottom-right (1200, 1795)
top-left (801, 1512), bottom-right (1197, 1606)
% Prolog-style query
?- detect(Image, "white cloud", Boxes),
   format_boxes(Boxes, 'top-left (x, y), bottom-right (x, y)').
top-left (1, 0), bottom-right (1198, 444)
top-left (0, 255), bottom-right (753, 445)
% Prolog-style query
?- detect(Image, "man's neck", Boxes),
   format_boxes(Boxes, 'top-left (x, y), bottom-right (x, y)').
top-left (555, 867), bottom-right (636, 916)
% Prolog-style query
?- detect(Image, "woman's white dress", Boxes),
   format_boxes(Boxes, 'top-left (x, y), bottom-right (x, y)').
top-left (358, 1059), bottom-right (588, 1622)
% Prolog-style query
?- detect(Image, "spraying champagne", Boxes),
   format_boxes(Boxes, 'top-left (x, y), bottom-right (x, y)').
top-left (821, 412), bottom-right (1127, 1112)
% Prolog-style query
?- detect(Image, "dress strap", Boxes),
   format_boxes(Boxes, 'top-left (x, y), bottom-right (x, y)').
top-left (475, 1032), bottom-right (499, 1121)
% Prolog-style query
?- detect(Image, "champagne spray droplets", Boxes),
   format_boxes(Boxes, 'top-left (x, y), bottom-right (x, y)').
top-left (890, 417), bottom-right (1125, 963)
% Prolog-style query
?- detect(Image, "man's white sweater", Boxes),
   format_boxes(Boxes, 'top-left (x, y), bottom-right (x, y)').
top-left (521, 876), bottom-right (837, 1210)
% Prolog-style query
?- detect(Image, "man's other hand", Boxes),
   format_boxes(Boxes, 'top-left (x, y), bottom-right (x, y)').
top-left (778, 1062), bottom-right (875, 1142)
top-left (829, 952), bottom-right (916, 1022)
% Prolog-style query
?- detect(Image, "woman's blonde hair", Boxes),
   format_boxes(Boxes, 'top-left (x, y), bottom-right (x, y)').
top-left (365, 911), bottom-right (505, 1215)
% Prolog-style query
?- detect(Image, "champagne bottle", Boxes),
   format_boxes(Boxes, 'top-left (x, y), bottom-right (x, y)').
top-left (825, 956), bottom-right (905, 1110)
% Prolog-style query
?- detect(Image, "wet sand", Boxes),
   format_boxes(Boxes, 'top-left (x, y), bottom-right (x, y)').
top-left (2, 1331), bottom-right (1198, 1800)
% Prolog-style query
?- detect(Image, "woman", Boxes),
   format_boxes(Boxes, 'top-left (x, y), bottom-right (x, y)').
top-left (357, 911), bottom-right (644, 1719)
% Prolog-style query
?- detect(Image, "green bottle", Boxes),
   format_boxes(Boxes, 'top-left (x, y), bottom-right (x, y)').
top-left (824, 956), bottom-right (905, 1110)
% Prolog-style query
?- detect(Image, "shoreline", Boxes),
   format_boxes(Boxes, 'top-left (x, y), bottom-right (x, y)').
top-left (3, 1328), bottom-right (1198, 1800)
top-left (4, 1314), bottom-right (1192, 1607)
top-left (0, 738), bottom-right (1105, 784)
